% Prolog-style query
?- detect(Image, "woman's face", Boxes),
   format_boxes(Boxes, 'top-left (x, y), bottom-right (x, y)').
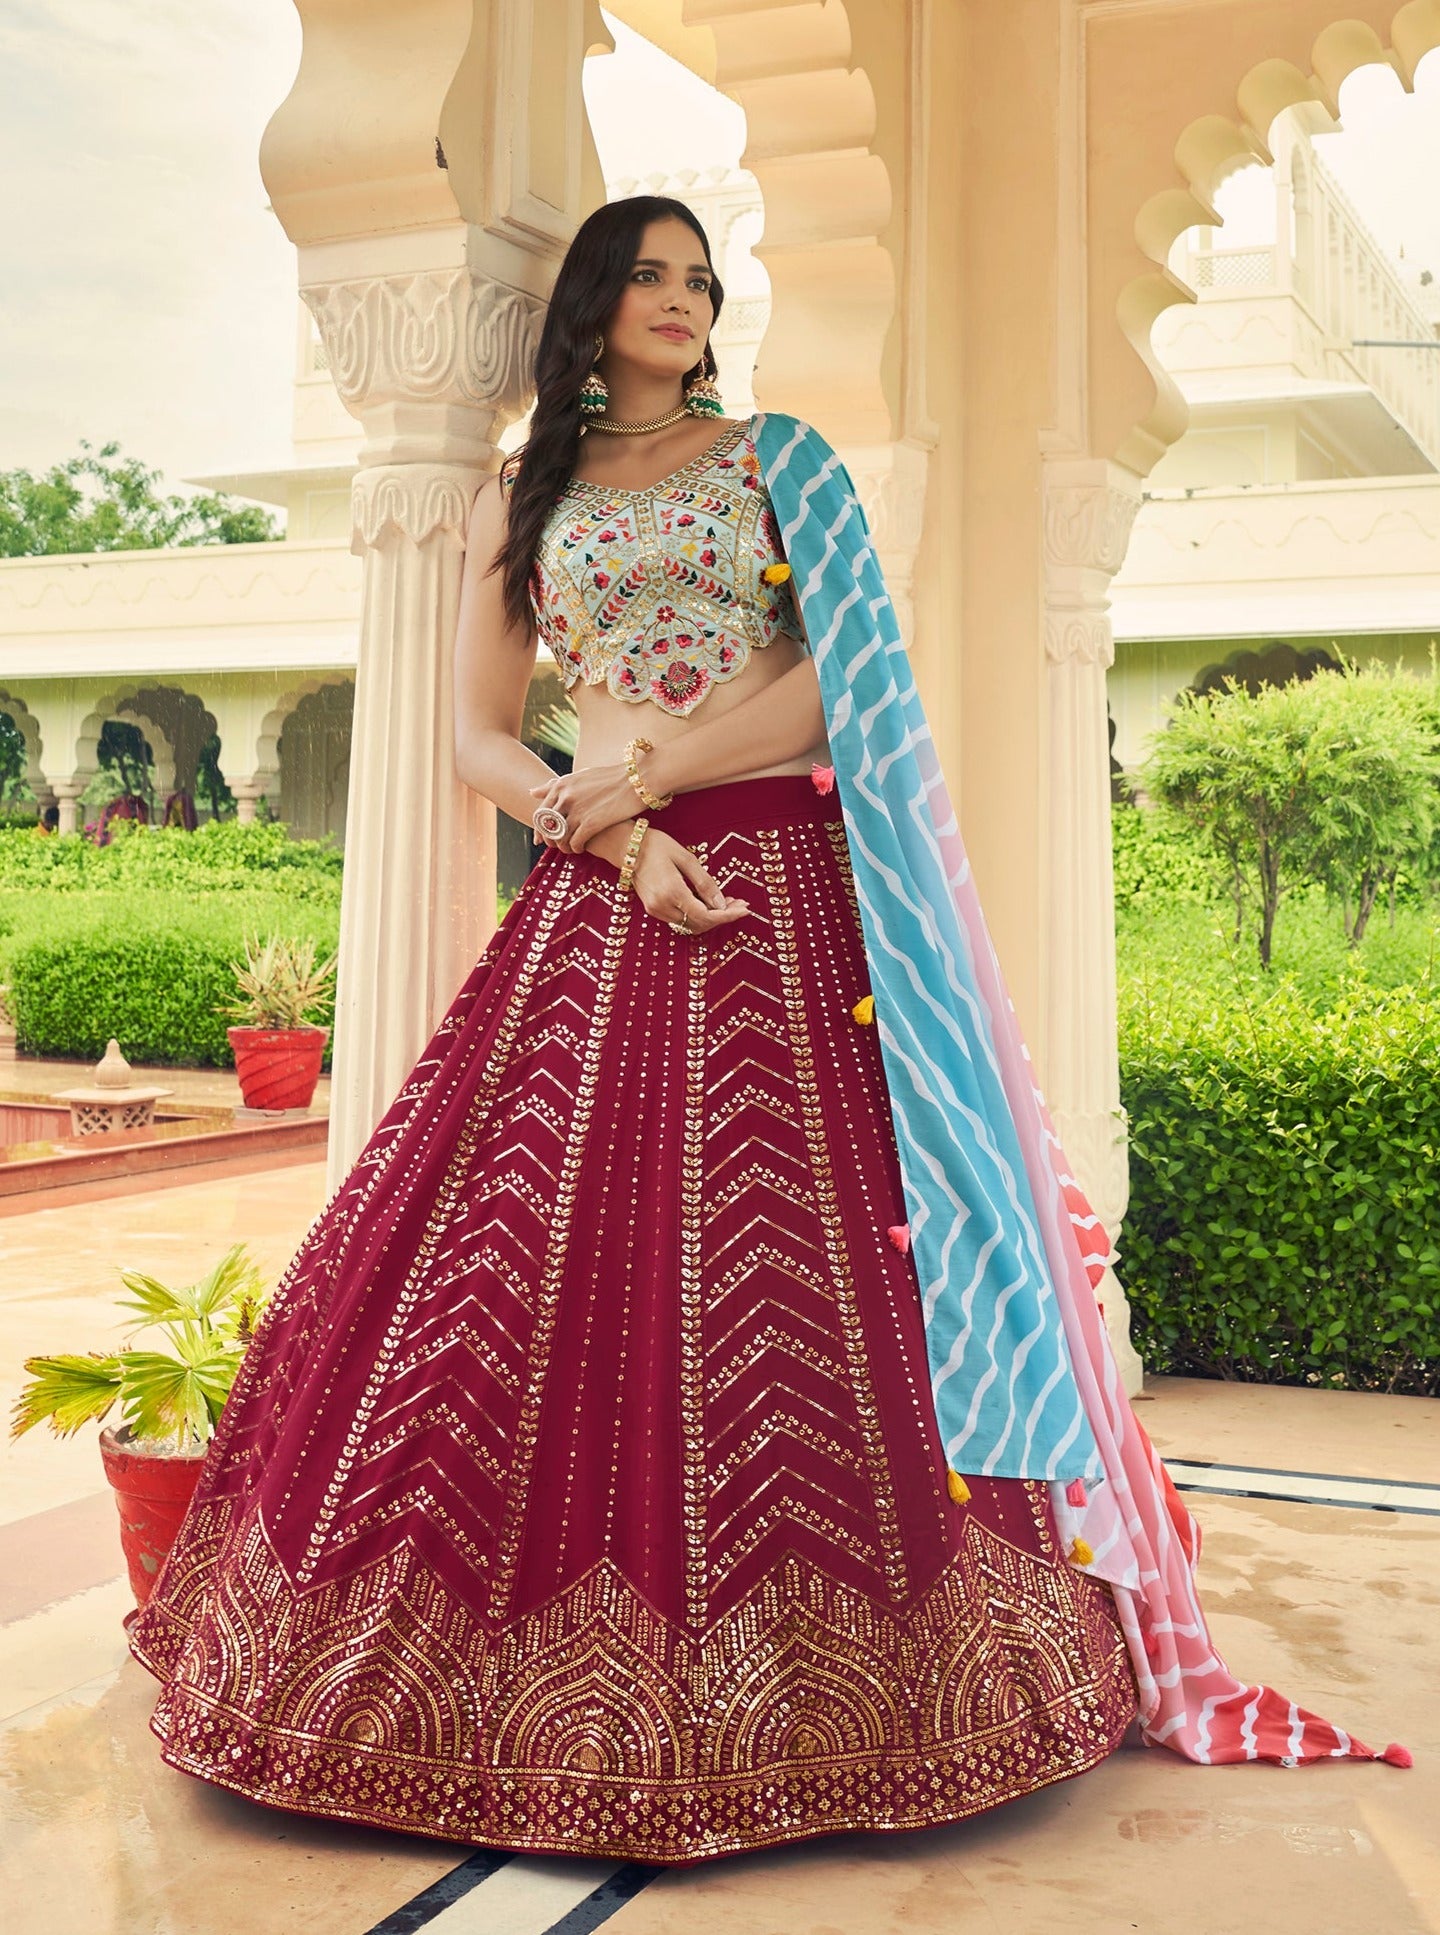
top-left (601, 216), bottom-right (716, 382)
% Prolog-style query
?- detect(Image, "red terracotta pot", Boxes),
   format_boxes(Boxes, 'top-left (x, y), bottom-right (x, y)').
top-left (99, 1425), bottom-right (207, 1622)
top-left (227, 1024), bottom-right (329, 1110)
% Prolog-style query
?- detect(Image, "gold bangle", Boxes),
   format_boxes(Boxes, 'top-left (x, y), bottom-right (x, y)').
top-left (624, 736), bottom-right (673, 812)
top-left (618, 817), bottom-right (649, 894)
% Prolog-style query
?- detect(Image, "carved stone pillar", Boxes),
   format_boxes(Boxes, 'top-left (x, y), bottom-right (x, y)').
top-left (305, 267), bottom-right (544, 1188)
top-left (228, 773), bottom-right (279, 825)
top-left (47, 776), bottom-right (89, 838)
top-left (1041, 457), bottom-right (1143, 1394)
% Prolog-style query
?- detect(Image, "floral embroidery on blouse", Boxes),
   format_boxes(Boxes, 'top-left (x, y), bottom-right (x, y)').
top-left (503, 417), bottom-right (806, 718)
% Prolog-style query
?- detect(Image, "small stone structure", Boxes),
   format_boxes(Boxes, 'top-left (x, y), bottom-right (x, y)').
top-left (51, 1040), bottom-right (172, 1137)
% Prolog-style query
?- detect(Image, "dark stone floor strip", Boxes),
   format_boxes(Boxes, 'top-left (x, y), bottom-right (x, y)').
top-left (361, 1848), bottom-right (515, 1933)
top-left (541, 1862), bottom-right (665, 1934)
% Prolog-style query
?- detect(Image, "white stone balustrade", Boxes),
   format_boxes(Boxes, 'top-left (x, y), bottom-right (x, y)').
top-left (1167, 128), bottom-right (1440, 469)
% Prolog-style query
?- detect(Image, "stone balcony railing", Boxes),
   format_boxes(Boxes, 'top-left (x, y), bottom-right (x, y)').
top-left (1169, 136), bottom-right (1440, 468)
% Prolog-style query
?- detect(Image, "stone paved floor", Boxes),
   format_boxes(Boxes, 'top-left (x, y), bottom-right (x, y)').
top-left (1, 1160), bottom-right (1435, 1934)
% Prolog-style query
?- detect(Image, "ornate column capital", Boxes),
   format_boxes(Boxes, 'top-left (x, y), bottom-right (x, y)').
top-left (304, 267), bottom-right (547, 468)
top-left (1043, 458), bottom-right (1143, 575)
top-left (350, 467), bottom-right (479, 552)
top-left (1042, 458), bottom-right (1143, 669)
top-left (227, 773), bottom-right (280, 826)
top-left (41, 774), bottom-right (90, 837)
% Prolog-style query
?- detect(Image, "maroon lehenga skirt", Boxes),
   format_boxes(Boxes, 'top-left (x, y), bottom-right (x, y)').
top-left (128, 774), bottom-right (1136, 1863)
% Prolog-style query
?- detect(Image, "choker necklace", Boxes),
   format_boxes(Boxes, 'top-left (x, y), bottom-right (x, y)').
top-left (585, 403), bottom-right (690, 436)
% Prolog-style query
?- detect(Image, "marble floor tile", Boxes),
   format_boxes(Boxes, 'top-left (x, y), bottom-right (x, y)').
top-left (2, 1159), bottom-right (1436, 1935)
top-left (0, 1161), bottom-right (328, 1525)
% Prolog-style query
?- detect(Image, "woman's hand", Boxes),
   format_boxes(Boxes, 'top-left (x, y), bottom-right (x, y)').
top-left (528, 762), bottom-right (641, 855)
top-left (630, 826), bottom-right (750, 934)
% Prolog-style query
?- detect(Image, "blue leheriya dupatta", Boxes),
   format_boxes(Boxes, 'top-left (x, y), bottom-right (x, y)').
top-left (753, 410), bottom-right (1101, 1484)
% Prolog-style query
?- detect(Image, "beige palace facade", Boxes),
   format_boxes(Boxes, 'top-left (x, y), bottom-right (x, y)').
top-left (214, 0), bottom-right (1440, 1381)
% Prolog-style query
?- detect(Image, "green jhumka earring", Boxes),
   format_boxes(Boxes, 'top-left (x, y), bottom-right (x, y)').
top-left (578, 334), bottom-right (609, 419)
top-left (683, 354), bottom-right (725, 419)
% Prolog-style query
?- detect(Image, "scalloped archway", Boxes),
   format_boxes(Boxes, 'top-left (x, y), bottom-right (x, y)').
top-left (583, 0), bottom-right (900, 443)
top-left (1112, 4), bottom-right (1440, 477)
top-left (0, 690), bottom-right (45, 801)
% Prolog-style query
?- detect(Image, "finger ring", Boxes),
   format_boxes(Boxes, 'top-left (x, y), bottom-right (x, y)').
top-left (532, 804), bottom-right (568, 843)
top-left (668, 916), bottom-right (692, 935)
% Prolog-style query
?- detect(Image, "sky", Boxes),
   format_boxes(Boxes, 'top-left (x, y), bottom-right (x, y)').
top-left (0, 1), bottom-right (303, 483)
top-left (2, 9), bottom-right (1439, 488)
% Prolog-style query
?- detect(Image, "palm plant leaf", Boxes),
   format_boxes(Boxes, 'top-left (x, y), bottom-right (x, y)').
top-left (10, 1240), bottom-right (273, 1449)
top-left (120, 1341), bottom-right (240, 1444)
top-left (10, 1353), bottom-right (124, 1437)
top-left (114, 1269), bottom-right (202, 1332)
top-left (193, 1242), bottom-right (266, 1321)
top-left (532, 700), bottom-right (580, 757)
top-left (115, 1243), bottom-right (266, 1337)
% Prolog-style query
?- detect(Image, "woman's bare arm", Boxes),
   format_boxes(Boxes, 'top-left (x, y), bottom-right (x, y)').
top-left (642, 655), bottom-right (828, 802)
top-left (452, 477), bottom-right (636, 871)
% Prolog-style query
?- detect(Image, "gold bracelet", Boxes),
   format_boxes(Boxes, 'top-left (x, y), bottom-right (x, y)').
top-left (623, 736), bottom-right (673, 812)
top-left (617, 817), bottom-right (649, 894)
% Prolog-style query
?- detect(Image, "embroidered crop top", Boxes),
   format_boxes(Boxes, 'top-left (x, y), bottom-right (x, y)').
top-left (501, 415), bottom-right (806, 718)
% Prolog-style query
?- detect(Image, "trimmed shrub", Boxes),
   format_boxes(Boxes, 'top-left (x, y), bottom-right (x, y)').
top-left (1111, 803), bottom-right (1217, 909)
top-left (2, 893), bottom-right (339, 1068)
top-left (1120, 970), bottom-right (1440, 1395)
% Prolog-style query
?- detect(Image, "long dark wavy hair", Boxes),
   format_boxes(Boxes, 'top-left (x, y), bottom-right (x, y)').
top-left (492, 196), bottom-right (725, 631)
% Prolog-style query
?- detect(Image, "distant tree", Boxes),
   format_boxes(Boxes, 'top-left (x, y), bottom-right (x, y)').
top-left (1143, 666), bottom-right (1440, 965)
top-left (1294, 669), bottom-right (1440, 945)
top-left (1145, 679), bottom-right (1321, 967)
top-left (0, 440), bottom-right (280, 556)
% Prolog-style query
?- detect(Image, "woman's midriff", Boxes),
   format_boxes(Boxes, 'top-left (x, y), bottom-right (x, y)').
top-left (566, 631), bottom-right (831, 785)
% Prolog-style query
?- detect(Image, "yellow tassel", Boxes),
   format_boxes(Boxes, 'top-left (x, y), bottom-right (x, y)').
top-left (1070, 1537), bottom-right (1094, 1567)
top-left (852, 994), bottom-right (875, 1025)
top-left (946, 1469), bottom-right (971, 1505)
top-left (762, 562), bottom-right (792, 584)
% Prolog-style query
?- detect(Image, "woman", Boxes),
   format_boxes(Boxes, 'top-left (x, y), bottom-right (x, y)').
top-left (128, 196), bottom-right (1401, 1864)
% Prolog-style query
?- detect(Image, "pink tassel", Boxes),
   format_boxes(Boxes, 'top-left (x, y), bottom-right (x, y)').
top-left (811, 763), bottom-right (835, 794)
top-left (1382, 1743), bottom-right (1414, 1769)
top-left (1065, 1478), bottom-right (1088, 1508)
top-left (887, 1223), bottom-right (911, 1254)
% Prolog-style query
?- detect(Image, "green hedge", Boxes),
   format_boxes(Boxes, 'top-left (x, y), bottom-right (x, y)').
top-left (0, 818), bottom-right (343, 899)
top-left (2, 891), bottom-right (339, 1068)
top-left (1111, 801), bottom-right (1218, 908)
top-left (1119, 968), bottom-right (1440, 1395)
top-left (0, 824), bottom-right (342, 1067)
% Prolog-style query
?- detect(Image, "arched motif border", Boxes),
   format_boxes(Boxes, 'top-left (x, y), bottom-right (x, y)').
top-left (71, 684), bottom-right (181, 780)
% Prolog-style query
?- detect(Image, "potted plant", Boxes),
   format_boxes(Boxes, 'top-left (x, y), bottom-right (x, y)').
top-left (220, 930), bottom-right (337, 1110)
top-left (9, 1244), bottom-right (271, 1619)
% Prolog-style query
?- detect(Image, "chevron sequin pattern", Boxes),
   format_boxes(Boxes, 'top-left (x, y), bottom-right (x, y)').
top-left (129, 776), bottom-right (1135, 1861)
